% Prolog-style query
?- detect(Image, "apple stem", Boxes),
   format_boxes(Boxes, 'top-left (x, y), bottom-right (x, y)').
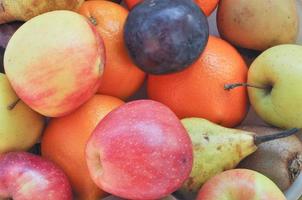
top-left (254, 128), bottom-right (300, 145)
top-left (7, 98), bottom-right (20, 110)
top-left (89, 16), bottom-right (98, 26)
top-left (224, 83), bottom-right (266, 91)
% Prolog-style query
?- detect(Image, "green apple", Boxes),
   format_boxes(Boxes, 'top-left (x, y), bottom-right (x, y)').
top-left (0, 73), bottom-right (44, 153)
top-left (247, 44), bottom-right (302, 129)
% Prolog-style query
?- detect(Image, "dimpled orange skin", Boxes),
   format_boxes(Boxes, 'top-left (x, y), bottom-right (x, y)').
top-left (148, 36), bottom-right (248, 128)
top-left (41, 95), bottom-right (124, 200)
top-left (78, 1), bottom-right (145, 100)
top-left (124, 0), bottom-right (219, 16)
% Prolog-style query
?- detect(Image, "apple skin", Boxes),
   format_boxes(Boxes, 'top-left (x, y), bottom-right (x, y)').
top-left (197, 169), bottom-right (286, 200)
top-left (4, 10), bottom-right (105, 117)
top-left (248, 44), bottom-right (302, 129)
top-left (86, 100), bottom-right (193, 200)
top-left (0, 152), bottom-right (72, 200)
top-left (0, 73), bottom-right (44, 153)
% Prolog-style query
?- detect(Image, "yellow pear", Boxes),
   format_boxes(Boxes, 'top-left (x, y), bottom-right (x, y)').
top-left (0, 0), bottom-right (84, 24)
top-left (0, 73), bottom-right (44, 153)
top-left (177, 117), bottom-right (298, 199)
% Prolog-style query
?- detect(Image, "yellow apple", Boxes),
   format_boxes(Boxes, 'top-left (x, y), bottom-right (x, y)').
top-left (0, 73), bottom-right (44, 153)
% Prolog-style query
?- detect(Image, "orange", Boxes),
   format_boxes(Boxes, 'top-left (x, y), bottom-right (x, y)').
top-left (41, 95), bottom-right (124, 200)
top-left (78, 1), bottom-right (145, 100)
top-left (195, 0), bottom-right (220, 16)
top-left (147, 36), bottom-right (248, 127)
top-left (124, 0), bottom-right (219, 16)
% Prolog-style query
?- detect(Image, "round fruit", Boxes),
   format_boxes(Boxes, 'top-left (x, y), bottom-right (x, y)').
top-left (4, 10), bottom-right (105, 117)
top-left (0, 152), bottom-right (73, 200)
top-left (124, 0), bottom-right (209, 74)
top-left (197, 169), bottom-right (286, 200)
top-left (217, 0), bottom-right (298, 51)
top-left (41, 95), bottom-right (124, 200)
top-left (0, 73), bottom-right (44, 153)
top-left (78, 1), bottom-right (145, 100)
top-left (86, 100), bottom-right (193, 200)
top-left (125, 0), bottom-right (219, 16)
top-left (148, 36), bottom-right (248, 127)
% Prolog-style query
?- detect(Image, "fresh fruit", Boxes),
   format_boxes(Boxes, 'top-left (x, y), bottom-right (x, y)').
top-left (0, 0), bottom-right (84, 24)
top-left (124, 0), bottom-right (209, 74)
top-left (195, 0), bottom-right (220, 16)
top-left (125, 0), bottom-right (219, 16)
top-left (217, 0), bottom-right (298, 51)
top-left (0, 152), bottom-right (72, 200)
top-left (4, 10), bottom-right (105, 117)
top-left (0, 22), bottom-right (22, 73)
top-left (178, 118), bottom-right (298, 198)
top-left (228, 45), bottom-right (302, 129)
top-left (86, 100), bottom-right (193, 200)
top-left (148, 36), bottom-right (248, 127)
top-left (78, 1), bottom-right (145, 100)
top-left (238, 125), bottom-right (302, 191)
top-left (41, 95), bottom-right (124, 200)
top-left (0, 73), bottom-right (44, 153)
top-left (197, 169), bottom-right (286, 200)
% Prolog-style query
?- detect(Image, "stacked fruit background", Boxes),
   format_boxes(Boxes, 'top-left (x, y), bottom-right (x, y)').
top-left (1, 0), bottom-right (302, 200)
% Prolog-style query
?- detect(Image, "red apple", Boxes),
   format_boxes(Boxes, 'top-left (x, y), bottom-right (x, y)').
top-left (86, 100), bottom-right (193, 200)
top-left (197, 169), bottom-right (286, 200)
top-left (0, 152), bottom-right (72, 200)
top-left (4, 10), bottom-right (105, 117)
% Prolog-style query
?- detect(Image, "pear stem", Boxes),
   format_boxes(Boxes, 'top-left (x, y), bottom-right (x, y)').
top-left (7, 98), bottom-right (20, 110)
top-left (224, 83), bottom-right (266, 91)
top-left (254, 128), bottom-right (300, 145)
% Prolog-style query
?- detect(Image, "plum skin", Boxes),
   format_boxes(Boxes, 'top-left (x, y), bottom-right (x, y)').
top-left (124, 0), bottom-right (209, 74)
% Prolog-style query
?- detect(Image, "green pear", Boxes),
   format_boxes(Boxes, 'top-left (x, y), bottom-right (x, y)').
top-left (0, 73), bottom-right (44, 153)
top-left (177, 117), bottom-right (299, 199)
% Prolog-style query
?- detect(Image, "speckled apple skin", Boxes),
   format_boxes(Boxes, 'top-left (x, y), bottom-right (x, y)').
top-left (86, 100), bottom-right (193, 200)
top-left (0, 152), bottom-right (72, 200)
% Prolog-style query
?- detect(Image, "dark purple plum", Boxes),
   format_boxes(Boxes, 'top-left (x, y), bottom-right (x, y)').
top-left (0, 21), bottom-right (22, 73)
top-left (124, 0), bottom-right (209, 74)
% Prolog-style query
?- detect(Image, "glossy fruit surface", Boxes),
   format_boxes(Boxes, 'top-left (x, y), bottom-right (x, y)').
top-left (86, 100), bottom-right (193, 199)
top-left (124, 0), bottom-right (209, 74)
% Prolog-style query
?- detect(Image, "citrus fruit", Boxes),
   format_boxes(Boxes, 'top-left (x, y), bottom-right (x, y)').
top-left (147, 36), bottom-right (248, 127)
top-left (124, 0), bottom-right (219, 16)
top-left (41, 95), bottom-right (124, 200)
top-left (78, 1), bottom-right (145, 100)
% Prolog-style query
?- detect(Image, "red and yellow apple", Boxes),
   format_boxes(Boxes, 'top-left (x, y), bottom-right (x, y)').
top-left (4, 10), bottom-right (105, 117)
top-left (0, 152), bottom-right (72, 200)
top-left (197, 169), bottom-right (286, 200)
top-left (86, 100), bottom-right (193, 200)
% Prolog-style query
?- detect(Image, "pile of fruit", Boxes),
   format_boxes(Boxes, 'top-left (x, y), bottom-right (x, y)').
top-left (1, 0), bottom-right (302, 199)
